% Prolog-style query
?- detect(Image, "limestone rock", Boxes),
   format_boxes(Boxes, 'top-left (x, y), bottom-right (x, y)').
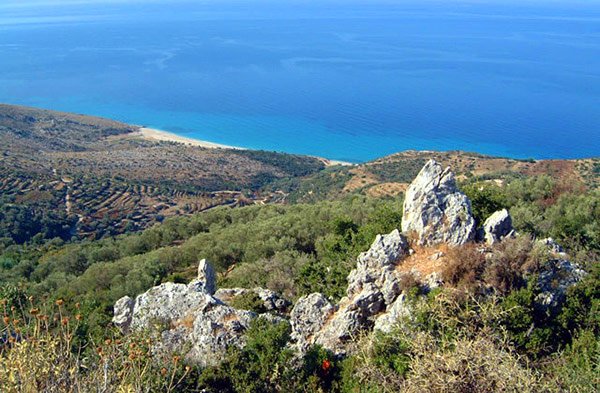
top-left (187, 258), bottom-right (217, 295)
top-left (539, 237), bottom-right (566, 254)
top-left (314, 283), bottom-right (384, 354)
top-left (536, 259), bottom-right (586, 309)
top-left (290, 293), bottom-right (335, 352)
top-left (374, 293), bottom-right (411, 333)
top-left (347, 229), bottom-right (409, 304)
top-left (111, 259), bottom-right (290, 367)
top-left (424, 272), bottom-right (443, 292)
top-left (483, 209), bottom-right (514, 244)
top-left (401, 159), bottom-right (476, 246)
top-left (112, 296), bottom-right (134, 333)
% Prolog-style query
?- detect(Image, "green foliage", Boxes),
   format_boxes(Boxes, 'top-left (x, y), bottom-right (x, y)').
top-left (370, 332), bottom-right (411, 376)
top-left (229, 292), bottom-right (267, 314)
top-left (462, 182), bottom-right (508, 225)
top-left (231, 149), bottom-right (326, 178)
top-left (549, 330), bottom-right (600, 392)
top-left (199, 319), bottom-right (292, 393)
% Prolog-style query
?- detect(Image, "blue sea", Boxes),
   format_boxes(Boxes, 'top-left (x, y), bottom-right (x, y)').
top-left (0, 0), bottom-right (599, 162)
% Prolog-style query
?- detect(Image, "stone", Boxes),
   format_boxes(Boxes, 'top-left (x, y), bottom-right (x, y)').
top-left (424, 272), bottom-right (443, 292)
top-left (536, 259), bottom-right (587, 309)
top-left (290, 293), bottom-right (335, 352)
top-left (401, 159), bottom-right (476, 246)
top-left (112, 296), bottom-right (134, 333)
top-left (188, 258), bottom-right (217, 295)
top-left (539, 237), bottom-right (566, 254)
top-left (483, 209), bottom-right (514, 244)
top-left (347, 229), bottom-right (409, 302)
top-left (374, 294), bottom-right (411, 333)
top-left (311, 283), bottom-right (386, 356)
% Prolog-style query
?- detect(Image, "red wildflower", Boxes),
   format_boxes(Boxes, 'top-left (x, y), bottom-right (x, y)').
top-left (322, 359), bottom-right (331, 372)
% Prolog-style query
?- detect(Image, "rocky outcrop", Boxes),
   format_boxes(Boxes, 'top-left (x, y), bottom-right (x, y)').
top-left (483, 209), bottom-right (514, 244)
top-left (291, 229), bottom-right (410, 356)
top-left (111, 160), bottom-right (589, 366)
top-left (112, 259), bottom-right (282, 367)
top-left (290, 293), bottom-right (335, 352)
top-left (536, 259), bottom-right (587, 309)
top-left (401, 160), bottom-right (476, 246)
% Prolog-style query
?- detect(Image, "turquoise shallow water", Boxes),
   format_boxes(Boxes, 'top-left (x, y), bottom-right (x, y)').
top-left (0, 1), bottom-right (599, 162)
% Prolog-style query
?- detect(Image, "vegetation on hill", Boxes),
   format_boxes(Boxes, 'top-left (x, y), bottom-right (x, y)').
top-left (1, 105), bottom-right (599, 392)
top-left (0, 168), bottom-right (598, 391)
top-left (0, 105), bottom-right (326, 244)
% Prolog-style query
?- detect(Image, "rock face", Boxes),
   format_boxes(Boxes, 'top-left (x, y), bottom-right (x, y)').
top-left (483, 209), bottom-right (514, 244)
top-left (401, 160), bottom-right (476, 246)
top-left (290, 293), bottom-right (335, 352)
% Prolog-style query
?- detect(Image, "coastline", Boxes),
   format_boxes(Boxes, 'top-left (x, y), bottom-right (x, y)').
top-left (137, 127), bottom-right (246, 150)
top-left (135, 127), bottom-right (353, 167)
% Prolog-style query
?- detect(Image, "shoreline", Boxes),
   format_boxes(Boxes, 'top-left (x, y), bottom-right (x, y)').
top-left (135, 127), bottom-right (354, 167)
top-left (137, 127), bottom-right (246, 150)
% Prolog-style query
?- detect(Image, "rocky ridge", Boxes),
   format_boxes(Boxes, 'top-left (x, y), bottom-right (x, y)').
top-left (113, 159), bottom-right (587, 364)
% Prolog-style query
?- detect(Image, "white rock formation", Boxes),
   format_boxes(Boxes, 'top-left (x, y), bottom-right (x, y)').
top-left (401, 159), bottom-right (476, 246)
top-left (483, 209), bottom-right (514, 244)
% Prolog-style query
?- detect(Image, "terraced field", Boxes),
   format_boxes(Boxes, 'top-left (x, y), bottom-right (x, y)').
top-left (0, 104), bottom-right (323, 243)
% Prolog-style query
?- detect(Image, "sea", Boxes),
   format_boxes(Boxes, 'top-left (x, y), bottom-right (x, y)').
top-left (0, 0), bottom-right (599, 162)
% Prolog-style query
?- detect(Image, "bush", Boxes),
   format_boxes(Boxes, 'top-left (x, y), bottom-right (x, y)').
top-left (441, 244), bottom-right (487, 291)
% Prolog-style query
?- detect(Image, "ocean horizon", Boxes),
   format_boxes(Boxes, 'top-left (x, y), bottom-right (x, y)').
top-left (1, 0), bottom-right (599, 162)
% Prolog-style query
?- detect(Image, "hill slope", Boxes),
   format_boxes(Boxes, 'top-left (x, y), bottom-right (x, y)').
top-left (0, 104), bottom-right (325, 242)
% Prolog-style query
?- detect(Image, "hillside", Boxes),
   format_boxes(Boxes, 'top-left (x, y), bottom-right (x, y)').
top-left (0, 159), bottom-right (598, 392)
top-left (0, 104), bottom-right (325, 242)
top-left (281, 150), bottom-right (599, 202)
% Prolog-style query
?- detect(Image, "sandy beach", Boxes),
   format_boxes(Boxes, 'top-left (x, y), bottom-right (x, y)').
top-left (138, 127), bottom-right (245, 150)
top-left (136, 127), bottom-right (353, 167)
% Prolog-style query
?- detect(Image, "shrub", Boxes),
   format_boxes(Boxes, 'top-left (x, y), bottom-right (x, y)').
top-left (402, 333), bottom-right (547, 393)
top-left (229, 292), bottom-right (268, 314)
top-left (441, 244), bottom-right (487, 291)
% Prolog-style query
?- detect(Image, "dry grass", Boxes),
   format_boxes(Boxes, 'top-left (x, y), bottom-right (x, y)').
top-left (0, 298), bottom-right (191, 393)
top-left (402, 333), bottom-right (548, 393)
top-left (397, 243), bottom-right (451, 277)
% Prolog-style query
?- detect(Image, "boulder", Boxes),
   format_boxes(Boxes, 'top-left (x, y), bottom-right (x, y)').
top-left (112, 296), bottom-right (134, 333)
top-left (536, 259), bottom-right (587, 309)
top-left (483, 209), bottom-right (514, 244)
top-left (401, 160), bottom-right (476, 246)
